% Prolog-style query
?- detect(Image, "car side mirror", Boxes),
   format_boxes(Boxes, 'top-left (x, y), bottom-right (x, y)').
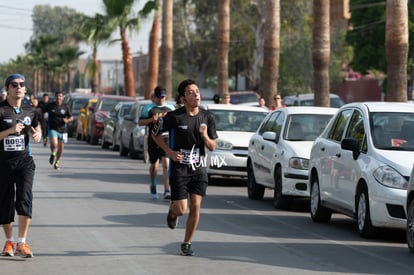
top-left (341, 138), bottom-right (360, 160)
top-left (263, 131), bottom-right (277, 142)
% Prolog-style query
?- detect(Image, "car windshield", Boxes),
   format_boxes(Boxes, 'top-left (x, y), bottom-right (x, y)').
top-left (284, 114), bottom-right (333, 141)
top-left (73, 98), bottom-right (90, 111)
top-left (212, 109), bottom-right (268, 132)
top-left (371, 112), bottom-right (414, 150)
top-left (100, 99), bottom-right (121, 111)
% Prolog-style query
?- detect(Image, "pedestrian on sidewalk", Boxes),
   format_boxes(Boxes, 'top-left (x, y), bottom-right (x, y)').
top-left (152, 79), bottom-right (217, 256)
top-left (0, 73), bottom-right (42, 258)
top-left (42, 91), bottom-right (73, 170)
top-left (139, 86), bottom-right (175, 200)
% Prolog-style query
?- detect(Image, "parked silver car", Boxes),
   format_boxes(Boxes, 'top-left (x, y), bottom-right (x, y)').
top-left (119, 100), bottom-right (151, 159)
top-left (102, 101), bottom-right (133, 150)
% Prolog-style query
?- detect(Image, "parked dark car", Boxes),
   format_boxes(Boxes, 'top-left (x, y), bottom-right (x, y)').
top-left (102, 101), bottom-right (134, 150)
top-left (87, 95), bottom-right (135, 145)
top-left (64, 93), bottom-right (96, 137)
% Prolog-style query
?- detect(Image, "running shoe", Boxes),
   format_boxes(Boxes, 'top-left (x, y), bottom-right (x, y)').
top-left (163, 190), bottom-right (171, 200)
top-left (167, 202), bottom-right (178, 229)
top-left (54, 161), bottom-right (60, 170)
top-left (49, 154), bottom-right (55, 165)
top-left (1, 241), bottom-right (15, 256)
top-left (149, 192), bottom-right (159, 199)
top-left (15, 242), bottom-right (33, 258)
top-left (180, 242), bottom-right (195, 256)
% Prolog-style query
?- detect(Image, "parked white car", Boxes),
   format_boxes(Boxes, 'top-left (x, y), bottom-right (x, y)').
top-left (309, 102), bottom-right (414, 238)
top-left (247, 106), bottom-right (337, 209)
top-left (406, 165), bottom-right (414, 252)
top-left (201, 104), bottom-right (268, 180)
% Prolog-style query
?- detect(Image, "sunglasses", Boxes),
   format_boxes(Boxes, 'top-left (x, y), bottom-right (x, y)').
top-left (10, 82), bottom-right (25, 88)
top-left (274, 97), bottom-right (281, 100)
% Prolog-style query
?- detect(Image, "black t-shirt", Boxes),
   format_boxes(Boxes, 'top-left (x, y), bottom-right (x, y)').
top-left (45, 102), bottom-right (72, 133)
top-left (157, 107), bottom-right (218, 176)
top-left (0, 101), bottom-right (40, 161)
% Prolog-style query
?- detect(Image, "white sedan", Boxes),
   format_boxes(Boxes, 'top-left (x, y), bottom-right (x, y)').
top-left (201, 104), bottom-right (268, 180)
top-left (247, 106), bottom-right (337, 209)
top-left (309, 102), bottom-right (414, 238)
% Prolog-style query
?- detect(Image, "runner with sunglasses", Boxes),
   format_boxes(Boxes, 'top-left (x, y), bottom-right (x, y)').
top-left (0, 74), bottom-right (42, 258)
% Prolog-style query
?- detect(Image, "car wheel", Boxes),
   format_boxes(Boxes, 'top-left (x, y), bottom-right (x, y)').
top-left (273, 166), bottom-right (292, 209)
top-left (119, 140), bottom-right (128, 156)
top-left (112, 132), bottom-right (119, 151)
top-left (407, 199), bottom-right (414, 253)
top-left (101, 137), bottom-right (110, 149)
top-left (247, 161), bottom-right (265, 200)
top-left (129, 137), bottom-right (139, 159)
top-left (356, 186), bottom-right (375, 238)
top-left (310, 175), bottom-right (332, 222)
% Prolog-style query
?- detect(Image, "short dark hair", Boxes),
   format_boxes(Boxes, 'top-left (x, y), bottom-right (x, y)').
top-left (177, 79), bottom-right (197, 97)
top-left (55, 91), bottom-right (63, 96)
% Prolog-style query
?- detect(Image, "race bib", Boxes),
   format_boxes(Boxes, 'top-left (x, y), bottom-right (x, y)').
top-left (4, 135), bottom-right (25, 151)
top-left (180, 147), bottom-right (200, 165)
top-left (62, 133), bottom-right (68, 143)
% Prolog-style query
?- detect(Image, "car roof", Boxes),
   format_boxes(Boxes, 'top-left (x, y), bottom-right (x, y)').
top-left (283, 93), bottom-right (340, 100)
top-left (275, 106), bottom-right (338, 115)
top-left (201, 104), bottom-right (269, 112)
top-left (99, 95), bottom-right (136, 101)
top-left (342, 101), bottom-right (414, 112)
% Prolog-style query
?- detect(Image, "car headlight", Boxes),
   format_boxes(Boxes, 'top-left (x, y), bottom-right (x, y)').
top-left (289, 157), bottom-right (309, 170)
top-left (373, 166), bottom-right (408, 190)
top-left (216, 139), bottom-right (233, 150)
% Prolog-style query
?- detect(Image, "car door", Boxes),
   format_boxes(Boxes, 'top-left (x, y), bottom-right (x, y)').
top-left (250, 111), bottom-right (280, 184)
top-left (259, 111), bottom-right (285, 185)
top-left (317, 109), bottom-right (353, 203)
top-left (333, 109), bottom-right (366, 211)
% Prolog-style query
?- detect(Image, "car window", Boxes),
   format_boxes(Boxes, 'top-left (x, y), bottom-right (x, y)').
top-left (259, 111), bottom-right (280, 135)
top-left (120, 105), bottom-right (132, 117)
top-left (212, 109), bottom-right (267, 132)
top-left (371, 112), bottom-right (414, 150)
top-left (284, 114), bottom-right (334, 141)
top-left (345, 110), bottom-right (367, 151)
top-left (328, 109), bottom-right (353, 142)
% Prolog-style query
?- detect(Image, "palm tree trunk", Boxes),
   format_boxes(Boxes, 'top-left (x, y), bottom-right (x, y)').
top-left (121, 29), bottom-right (136, 97)
top-left (160, 0), bottom-right (173, 98)
top-left (313, 0), bottom-right (330, 107)
top-left (217, 0), bottom-right (230, 97)
top-left (145, 3), bottom-right (160, 99)
top-left (386, 0), bottom-right (408, 101)
top-left (262, 0), bottom-right (280, 107)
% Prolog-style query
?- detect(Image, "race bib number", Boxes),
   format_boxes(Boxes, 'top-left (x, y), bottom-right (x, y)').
top-left (62, 133), bottom-right (68, 143)
top-left (4, 135), bottom-right (25, 151)
top-left (180, 147), bottom-right (200, 165)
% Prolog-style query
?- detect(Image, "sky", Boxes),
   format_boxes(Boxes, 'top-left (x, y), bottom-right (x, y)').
top-left (0, 0), bottom-right (151, 63)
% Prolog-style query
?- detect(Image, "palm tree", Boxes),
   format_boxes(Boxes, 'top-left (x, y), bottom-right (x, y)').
top-left (144, 0), bottom-right (160, 99)
top-left (312, 0), bottom-right (330, 107)
top-left (57, 46), bottom-right (84, 92)
top-left (160, 0), bottom-right (173, 98)
top-left (103, 0), bottom-right (139, 97)
top-left (262, 0), bottom-right (280, 107)
top-left (386, 0), bottom-right (408, 101)
top-left (79, 13), bottom-right (113, 94)
top-left (217, 0), bottom-right (230, 97)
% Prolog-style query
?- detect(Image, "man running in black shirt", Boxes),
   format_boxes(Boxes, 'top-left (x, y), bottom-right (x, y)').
top-left (43, 91), bottom-right (73, 170)
top-left (152, 79), bottom-right (217, 256)
top-left (0, 73), bottom-right (42, 258)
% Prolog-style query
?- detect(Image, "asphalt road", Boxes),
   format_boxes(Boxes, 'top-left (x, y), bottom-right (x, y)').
top-left (1, 138), bottom-right (413, 275)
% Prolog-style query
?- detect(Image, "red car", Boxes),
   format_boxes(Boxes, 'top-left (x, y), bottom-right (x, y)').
top-left (87, 95), bottom-right (135, 145)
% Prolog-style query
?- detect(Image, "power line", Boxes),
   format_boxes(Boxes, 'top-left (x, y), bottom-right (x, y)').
top-left (0, 4), bottom-right (32, 13)
top-left (0, 23), bottom-right (32, 31)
